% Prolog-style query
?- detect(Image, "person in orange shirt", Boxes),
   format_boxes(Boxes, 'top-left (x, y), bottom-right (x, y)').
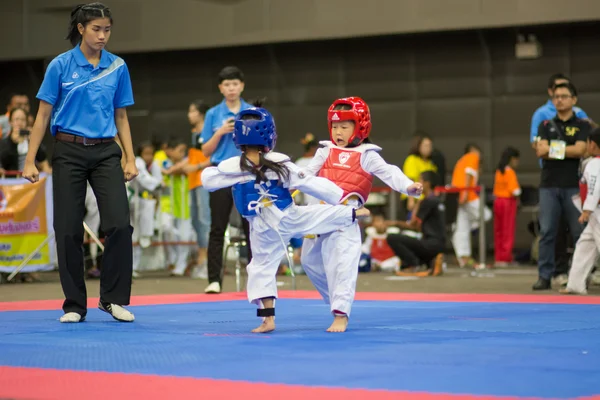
top-left (493, 147), bottom-right (521, 266)
top-left (451, 144), bottom-right (492, 267)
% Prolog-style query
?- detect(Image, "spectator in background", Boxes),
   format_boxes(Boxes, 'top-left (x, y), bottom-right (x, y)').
top-left (290, 132), bottom-right (320, 267)
top-left (361, 213), bottom-right (401, 273)
top-left (152, 134), bottom-right (170, 165)
top-left (130, 141), bottom-right (163, 278)
top-left (160, 139), bottom-right (193, 277)
top-left (533, 82), bottom-right (591, 290)
top-left (0, 93), bottom-right (31, 137)
top-left (295, 133), bottom-right (319, 205)
top-left (531, 73), bottom-right (589, 286)
top-left (295, 132), bottom-right (319, 169)
top-left (386, 171), bottom-right (445, 276)
top-left (450, 143), bottom-right (492, 267)
top-left (403, 135), bottom-right (437, 213)
top-left (493, 147), bottom-right (521, 267)
top-left (531, 74), bottom-right (588, 147)
top-left (414, 131), bottom-right (446, 186)
top-left (185, 99), bottom-right (212, 278)
top-left (200, 66), bottom-right (253, 294)
top-left (0, 107), bottom-right (51, 175)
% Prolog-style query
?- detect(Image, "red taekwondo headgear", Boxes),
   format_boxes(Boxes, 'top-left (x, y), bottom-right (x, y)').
top-left (327, 97), bottom-right (372, 146)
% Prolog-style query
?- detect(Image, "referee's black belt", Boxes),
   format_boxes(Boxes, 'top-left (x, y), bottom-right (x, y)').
top-left (56, 132), bottom-right (115, 146)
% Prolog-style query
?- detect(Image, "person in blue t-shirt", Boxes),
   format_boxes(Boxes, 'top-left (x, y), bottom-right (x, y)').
top-left (22, 3), bottom-right (138, 324)
top-left (199, 66), bottom-right (253, 294)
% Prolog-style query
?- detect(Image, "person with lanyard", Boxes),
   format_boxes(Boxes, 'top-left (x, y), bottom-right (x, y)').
top-left (22, 2), bottom-right (138, 323)
top-left (531, 74), bottom-right (589, 286)
top-left (199, 66), bottom-right (252, 294)
top-left (533, 82), bottom-right (591, 290)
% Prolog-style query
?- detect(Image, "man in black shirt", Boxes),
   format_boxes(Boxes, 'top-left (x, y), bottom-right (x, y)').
top-left (534, 82), bottom-right (591, 290)
top-left (386, 171), bottom-right (446, 276)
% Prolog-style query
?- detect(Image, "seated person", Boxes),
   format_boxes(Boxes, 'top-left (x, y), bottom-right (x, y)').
top-left (361, 213), bottom-right (401, 272)
top-left (386, 171), bottom-right (446, 275)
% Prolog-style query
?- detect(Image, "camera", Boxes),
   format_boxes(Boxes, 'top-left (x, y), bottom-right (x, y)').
top-left (19, 129), bottom-right (30, 137)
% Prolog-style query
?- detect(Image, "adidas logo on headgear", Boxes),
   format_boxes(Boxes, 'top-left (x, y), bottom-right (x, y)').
top-left (331, 113), bottom-right (340, 121)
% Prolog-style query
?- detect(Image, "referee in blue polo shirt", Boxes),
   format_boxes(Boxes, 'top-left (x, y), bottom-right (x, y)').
top-left (23, 3), bottom-right (138, 323)
top-left (200, 66), bottom-right (252, 294)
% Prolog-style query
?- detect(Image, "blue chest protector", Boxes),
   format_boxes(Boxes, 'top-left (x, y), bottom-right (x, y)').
top-left (232, 179), bottom-right (294, 218)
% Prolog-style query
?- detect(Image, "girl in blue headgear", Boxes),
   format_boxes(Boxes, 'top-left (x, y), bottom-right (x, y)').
top-left (201, 100), bottom-right (370, 333)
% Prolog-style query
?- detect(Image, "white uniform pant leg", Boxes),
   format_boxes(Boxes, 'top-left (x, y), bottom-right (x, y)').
top-left (172, 218), bottom-right (192, 275)
top-left (321, 223), bottom-right (362, 316)
top-left (452, 204), bottom-right (473, 258)
top-left (84, 184), bottom-right (101, 262)
top-left (452, 205), bottom-right (471, 258)
top-left (161, 213), bottom-right (178, 267)
top-left (246, 222), bottom-right (287, 305)
top-left (301, 235), bottom-right (330, 304)
top-left (137, 198), bottom-right (157, 238)
top-left (131, 219), bottom-right (142, 272)
top-left (465, 198), bottom-right (492, 230)
top-left (567, 217), bottom-right (600, 293)
top-left (452, 198), bottom-right (491, 258)
top-left (278, 204), bottom-right (355, 237)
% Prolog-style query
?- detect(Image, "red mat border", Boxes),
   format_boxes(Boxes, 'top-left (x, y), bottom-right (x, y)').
top-left (2, 366), bottom-right (597, 400)
top-left (1, 291), bottom-right (600, 312)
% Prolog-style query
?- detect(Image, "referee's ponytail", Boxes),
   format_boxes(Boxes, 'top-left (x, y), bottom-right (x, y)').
top-left (66, 3), bottom-right (113, 47)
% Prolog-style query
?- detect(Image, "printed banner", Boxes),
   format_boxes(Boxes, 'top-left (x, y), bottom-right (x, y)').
top-left (0, 175), bottom-right (55, 273)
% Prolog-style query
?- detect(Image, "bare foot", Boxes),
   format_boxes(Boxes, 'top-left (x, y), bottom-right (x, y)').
top-left (326, 315), bottom-right (348, 332)
top-left (251, 317), bottom-right (275, 333)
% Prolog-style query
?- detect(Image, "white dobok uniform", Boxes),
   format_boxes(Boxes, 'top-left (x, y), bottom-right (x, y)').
top-left (201, 151), bottom-right (361, 308)
top-left (129, 157), bottom-right (162, 272)
top-left (301, 141), bottom-right (415, 316)
top-left (566, 157), bottom-right (600, 294)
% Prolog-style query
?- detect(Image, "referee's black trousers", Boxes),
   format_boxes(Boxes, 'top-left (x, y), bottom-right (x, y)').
top-left (52, 140), bottom-right (133, 317)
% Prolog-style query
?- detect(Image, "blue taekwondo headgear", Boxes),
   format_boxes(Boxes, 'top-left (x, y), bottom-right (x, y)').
top-left (233, 107), bottom-right (277, 152)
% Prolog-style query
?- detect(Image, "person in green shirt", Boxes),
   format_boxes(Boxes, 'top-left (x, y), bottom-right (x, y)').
top-left (161, 139), bottom-right (192, 276)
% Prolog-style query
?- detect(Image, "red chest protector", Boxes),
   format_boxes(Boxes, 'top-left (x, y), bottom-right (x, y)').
top-left (317, 143), bottom-right (376, 204)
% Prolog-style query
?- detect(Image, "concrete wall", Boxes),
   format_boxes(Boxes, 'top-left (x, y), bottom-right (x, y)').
top-left (1, 0), bottom-right (600, 60)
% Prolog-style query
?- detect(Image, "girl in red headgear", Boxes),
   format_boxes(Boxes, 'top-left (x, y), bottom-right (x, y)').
top-left (300, 97), bottom-right (422, 332)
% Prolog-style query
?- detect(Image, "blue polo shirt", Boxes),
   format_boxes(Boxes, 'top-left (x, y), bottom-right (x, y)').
top-left (36, 45), bottom-right (134, 139)
top-left (200, 99), bottom-right (252, 164)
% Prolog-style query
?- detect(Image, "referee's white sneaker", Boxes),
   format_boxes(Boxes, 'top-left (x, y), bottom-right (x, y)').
top-left (98, 301), bottom-right (135, 322)
top-left (59, 312), bottom-right (84, 323)
top-left (204, 282), bottom-right (221, 294)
